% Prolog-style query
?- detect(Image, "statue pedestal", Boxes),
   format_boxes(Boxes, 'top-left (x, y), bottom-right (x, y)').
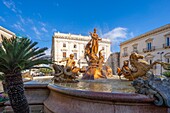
top-left (82, 63), bottom-right (106, 80)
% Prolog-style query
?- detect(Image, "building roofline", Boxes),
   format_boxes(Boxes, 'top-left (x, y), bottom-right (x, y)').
top-left (120, 24), bottom-right (170, 46)
top-left (53, 31), bottom-right (111, 44)
top-left (0, 26), bottom-right (15, 36)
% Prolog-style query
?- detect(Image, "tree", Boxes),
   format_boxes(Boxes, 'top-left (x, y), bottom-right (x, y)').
top-left (0, 36), bottom-right (50, 113)
top-left (39, 68), bottom-right (53, 76)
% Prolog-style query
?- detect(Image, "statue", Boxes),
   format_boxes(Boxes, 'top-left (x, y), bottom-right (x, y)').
top-left (59, 54), bottom-right (75, 68)
top-left (117, 52), bottom-right (158, 80)
top-left (90, 28), bottom-right (102, 55)
top-left (98, 48), bottom-right (104, 68)
top-left (117, 60), bottom-right (132, 80)
top-left (82, 28), bottom-right (113, 80)
top-left (52, 54), bottom-right (83, 83)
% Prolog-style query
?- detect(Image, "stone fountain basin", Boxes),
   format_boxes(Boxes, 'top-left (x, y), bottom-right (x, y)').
top-left (43, 79), bottom-right (168, 113)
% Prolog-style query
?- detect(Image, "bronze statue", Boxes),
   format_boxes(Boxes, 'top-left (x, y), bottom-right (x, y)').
top-left (82, 28), bottom-right (113, 80)
top-left (90, 28), bottom-right (102, 55)
top-left (52, 54), bottom-right (83, 83)
top-left (117, 52), bottom-right (168, 81)
top-left (117, 60), bottom-right (132, 80)
top-left (59, 54), bottom-right (75, 68)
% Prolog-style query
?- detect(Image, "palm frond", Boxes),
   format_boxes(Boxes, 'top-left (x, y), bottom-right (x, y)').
top-left (0, 36), bottom-right (51, 75)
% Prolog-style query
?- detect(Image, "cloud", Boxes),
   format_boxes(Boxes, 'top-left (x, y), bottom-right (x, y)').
top-left (39, 21), bottom-right (46, 27)
top-left (52, 28), bottom-right (57, 32)
top-left (27, 18), bottom-right (33, 24)
top-left (3, 0), bottom-right (17, 13)
top-left (45, 48), bottom-right (51, 56)
top-left (102, 27), bottom-right (134, 52)
top-left (18, 15), bottom-right (25, 24)
top-left (12, 22), bottom-right (25, 32)
top-left (102, 27), bottom-right (127, 39)
top-left (32, 26), bottom-right (41, 39)
top-left (0, 16), bottom-right (6, 22)
top-left (41, 27), bottom-right (48, 33)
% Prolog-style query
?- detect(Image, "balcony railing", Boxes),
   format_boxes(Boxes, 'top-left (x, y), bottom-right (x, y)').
top-left (143, 46), bottom-right (155, 53)
top-left (122, 53), bottom-right (128, 57)
top-left (163, 43), bottom-right (170, 48)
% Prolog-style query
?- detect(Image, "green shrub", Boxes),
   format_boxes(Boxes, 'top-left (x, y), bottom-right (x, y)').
top-left (163, 71), bottom-right (170, 77)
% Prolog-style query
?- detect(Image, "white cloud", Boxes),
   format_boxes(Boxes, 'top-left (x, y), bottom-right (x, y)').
top-left (102, 27), bottom-right (134, 52)
top-left (3, 0), bottom-right (17, 13)
top-left (45, 48), bottom-right (51, 56)
top-left (27, 18), bottom-right (33, 24)
top-left (32, 26), bottom-right (41, 39)
top-left (102, 27), bottom-right (127, 39)
top-left (41, 27), bottom-right (48, 33)
top-left (0, 16), bottom-right (6, 22)
top-left (39, 22), bottom-right (46, 27)
top-left (18, 15), bottom-right (25, 24)
top-left (12, 22), bottom-right (25, 32)
top-left (52, 28), bottom-right (57, 32)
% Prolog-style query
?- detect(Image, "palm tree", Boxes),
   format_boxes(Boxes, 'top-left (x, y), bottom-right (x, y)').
top-left (0, 35), bottom-right (50, 113)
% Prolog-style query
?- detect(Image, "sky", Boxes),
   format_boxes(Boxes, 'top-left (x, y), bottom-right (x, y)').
top-left (0, 0), bottom-right (170, 54)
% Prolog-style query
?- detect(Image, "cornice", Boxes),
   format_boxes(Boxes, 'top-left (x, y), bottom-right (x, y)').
top-left (0, 26), bottom-right (15, 36)
top-left (120, 24), bottom-right (170, 46)
top-left (53, 33), bottom-right (111, 44)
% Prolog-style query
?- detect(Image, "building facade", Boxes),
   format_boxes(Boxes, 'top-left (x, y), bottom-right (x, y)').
top-left (0, 26), bottom-right (15, 43)
top-left (52, 32), bottom-right (111, 67)
top-left (120, 24), bottom-right (170, 75)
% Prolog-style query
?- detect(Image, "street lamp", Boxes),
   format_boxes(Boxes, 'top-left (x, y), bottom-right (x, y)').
top-left (157, 52), bottom-right (164, 76)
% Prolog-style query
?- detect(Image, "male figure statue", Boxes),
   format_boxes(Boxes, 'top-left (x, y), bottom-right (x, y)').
top-left (59, 54), bottom-right (75, 68)
top-left (90, 28), bottom-right (102, 55)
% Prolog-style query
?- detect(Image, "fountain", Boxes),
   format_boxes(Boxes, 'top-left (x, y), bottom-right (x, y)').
top-left (42, 28), bottom-right (170, 113)
top-left (4, 28), bottom-right (169, 113)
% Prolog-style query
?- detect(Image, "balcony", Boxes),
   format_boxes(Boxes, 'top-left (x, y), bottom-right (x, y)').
top-left (122, 53), bottom-right (128, 57)
top-left (143, 46), bottom-right (155, 53)
top-left (163, 43), bottom-right (170, 49)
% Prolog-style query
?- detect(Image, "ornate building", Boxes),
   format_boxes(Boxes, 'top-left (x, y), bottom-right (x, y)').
top-left (0, 26), bottom-right (15, 43)
top-left (52, 32), bottom-right (111, 67)
top-left (120, 24), bottom-right (170, 75)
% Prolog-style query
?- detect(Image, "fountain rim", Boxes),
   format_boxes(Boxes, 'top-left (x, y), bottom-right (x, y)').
top-left (48, 83), bottom-right (154, 103)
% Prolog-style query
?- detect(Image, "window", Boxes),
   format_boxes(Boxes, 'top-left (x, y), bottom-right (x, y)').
top-left (123, 47), bottom-right (128, 57)
top-left (149, 60), bottom-right (152, 64)
top-left (146, 59), bottom-right (152, 65)
top-left (123, 48), bottom-right (127, 53)
top-left (166, 58), bottom-right (170, 63)
top-left (74, 53), bottom-right (77, 59)
top-left (73, 44), bottom-right (77, 48)
top-left (166, 37), bottom-right (170, 46)
top-left (63, 43), bottom-right (66, 47)
top-left (133, 45), bottom-right (138, 52)
top-left (147, 42), bottom-right (152, 50)
top-left (63, 52), bottom-right (66, 58)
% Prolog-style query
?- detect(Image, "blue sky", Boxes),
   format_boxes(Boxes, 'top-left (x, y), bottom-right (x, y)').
top-left (0, 0), bottom-right (170, 54)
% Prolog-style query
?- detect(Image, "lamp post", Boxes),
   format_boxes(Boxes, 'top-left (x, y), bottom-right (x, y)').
top-left (157, 52), bottom-right (164, 76)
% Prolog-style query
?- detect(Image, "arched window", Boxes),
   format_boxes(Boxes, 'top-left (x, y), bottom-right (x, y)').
top-left (63, 43), bottom-right (66, 47)
top-left (74, 44), bottom-right (77, 48)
